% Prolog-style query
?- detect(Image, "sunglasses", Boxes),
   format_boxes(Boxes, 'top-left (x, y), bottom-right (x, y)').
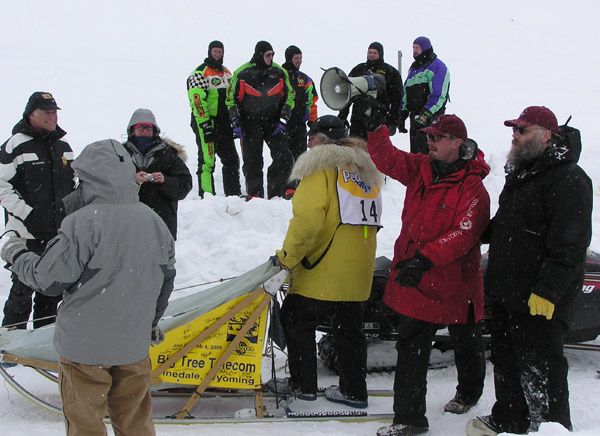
top-left (264, 52), bottom-right (275, 58)
top-left (426, 134), bottom-right (454, 142)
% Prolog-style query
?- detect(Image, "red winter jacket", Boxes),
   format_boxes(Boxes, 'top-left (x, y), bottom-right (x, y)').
top-left (367, 126), bottom-right (490, 324)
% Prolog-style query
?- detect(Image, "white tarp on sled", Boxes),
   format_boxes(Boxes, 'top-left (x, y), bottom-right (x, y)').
top-left (0, 261), bottom-right (280, 364)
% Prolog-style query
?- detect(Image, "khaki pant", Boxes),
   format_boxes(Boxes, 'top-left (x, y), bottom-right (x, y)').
top-left (59, 356), bottom-right (155, 436)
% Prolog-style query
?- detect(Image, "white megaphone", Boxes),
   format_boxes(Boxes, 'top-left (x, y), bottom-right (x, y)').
top-left (320, 67), bottom-right (386, 110)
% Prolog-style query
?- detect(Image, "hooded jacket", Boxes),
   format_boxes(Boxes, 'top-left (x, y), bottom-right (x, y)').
top-left (338, 51), bottom-right (404, 127)
top-left (485, 144), bottom-right (593, 326)
top-left (11, 139), bottom-right (176, 366)
top-left (226, 54), bottom-right (295, 122)
top-left (187, 56), bottom-right (232, 125)
top-left (403, 48), bottom-right (450, 115)
top-left (277, 138), bottom-right (383, 302)
top-left (124, 109), bottom-right (193, 239)
top-left (282, 48), bottom-right (318, 126)
top-left (367, 126), bottom-right (490, 324)
top-left (0, 119), bottom-right (74, 240)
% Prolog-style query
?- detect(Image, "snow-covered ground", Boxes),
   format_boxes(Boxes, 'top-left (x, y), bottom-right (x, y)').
top-left (1, 0), bottom-right (599, 435)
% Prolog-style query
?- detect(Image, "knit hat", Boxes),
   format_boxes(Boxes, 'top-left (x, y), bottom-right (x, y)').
top-left (504, 106), bottom-right (559, 134)
top-left (285, 45), bottom-right (302, 63)
top-left (307, 115), bottom-right (349, 140)
top-left (208, 40), bottom-right (224, 57)
top-left (23, 91), bottom-right (61, 119)
top-left (413, 36), bottom-right (432, 51)
top-left (420, 114), bottom-right (468, 141)
top-left (368, 42), bottom-right (384, 59)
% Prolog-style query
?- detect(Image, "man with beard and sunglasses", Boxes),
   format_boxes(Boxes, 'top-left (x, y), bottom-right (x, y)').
top-left (467, 106), bottom-right (593, 436)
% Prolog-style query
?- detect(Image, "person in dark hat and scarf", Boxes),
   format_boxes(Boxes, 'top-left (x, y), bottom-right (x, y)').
top-left (226, 41), bottom-right (296, 199)
top-left (187, 40), bottom-right (241, 198)
top-left (337, 42), bottom-right (403, 140)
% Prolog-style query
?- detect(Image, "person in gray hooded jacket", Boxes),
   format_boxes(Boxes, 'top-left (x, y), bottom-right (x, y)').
top-left (1, 139), bottom-right (176, 436)
top-left (124, 108), bottom-right (192, 240)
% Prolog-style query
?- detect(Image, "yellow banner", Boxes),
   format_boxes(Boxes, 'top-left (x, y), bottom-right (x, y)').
top-left (149, 293), bottom-right (268, 388)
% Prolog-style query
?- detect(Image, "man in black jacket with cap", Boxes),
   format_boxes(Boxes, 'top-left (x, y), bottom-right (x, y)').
top-left (0, 91), bottom-right (74, 329)
top-left (467, 106), bottom-right (593, 436)
top-left (338, 42), bottom-right (403, 140)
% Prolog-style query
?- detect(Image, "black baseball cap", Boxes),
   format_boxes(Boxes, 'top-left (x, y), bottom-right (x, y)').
top-left (23, 92), bottom-right (61, 118)
top-left (307, 115), bottom-right (349, 140)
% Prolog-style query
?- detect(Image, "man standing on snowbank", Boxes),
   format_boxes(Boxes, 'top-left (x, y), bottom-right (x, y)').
top-left (1, 139), bottom-right (175, 436)
top-left (467, 106), bottom-right (592, 435)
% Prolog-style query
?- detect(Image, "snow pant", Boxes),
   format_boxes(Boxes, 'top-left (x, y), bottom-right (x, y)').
top-left (190, 114), bottom-right (241, 197)
top-left (240, 120), bottom-right (293, 199)
top-left (408, 108), bottom-right (445, 154)
top-left (448, 304), bottom-right (486, 404)
top-left (391, 310), bottom-right (485, 428)
top-left (2, 239), bottom-right (60, 329)
top-left (284, 122), bottom-right (308, 194)
top-left (287, 121), bottom-right (308, 161)
top-left (59, 356), bottom-right (155, 436)
top-left (489, 303), bottom-right (571, 433)
top-left (349, 119), bottom-right (368, 140)
top-left (281, 294), bottom-right (367, 400)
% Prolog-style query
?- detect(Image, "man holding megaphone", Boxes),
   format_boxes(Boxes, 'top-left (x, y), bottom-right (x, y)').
top-left (332, 43), bottom-right (403, 140)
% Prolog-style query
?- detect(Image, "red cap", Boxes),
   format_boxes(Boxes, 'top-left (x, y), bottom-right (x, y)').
top-left (420, 114), bottom-right (467, 140)
top-left (504, 106), bottom-right (559, 134)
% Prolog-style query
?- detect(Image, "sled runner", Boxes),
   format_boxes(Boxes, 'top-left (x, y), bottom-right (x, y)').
top-left (0, 261), bottom-right (394, 424)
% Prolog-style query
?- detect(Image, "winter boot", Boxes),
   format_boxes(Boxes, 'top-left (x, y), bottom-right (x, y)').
top-left (263, 377), bottom-right (316, 401)
top-left (324, 385), bottom-right (368, 409)
top-left (443, 392), bottom-right (479, 414)
top-left (465, 415), bottom-right (502, 436)
top-left (376, 423), bottom-right (429, 436)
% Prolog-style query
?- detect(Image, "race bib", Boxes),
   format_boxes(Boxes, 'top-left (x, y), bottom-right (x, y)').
top-left (336, 168), bottom-right (382, 227)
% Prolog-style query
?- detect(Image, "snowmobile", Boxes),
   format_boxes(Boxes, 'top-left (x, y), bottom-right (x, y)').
top-left (317, 252), bottom-right (600, 371)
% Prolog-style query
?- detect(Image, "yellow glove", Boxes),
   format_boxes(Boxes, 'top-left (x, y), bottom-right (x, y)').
top-left (528, 293), bottom-right (555, 320)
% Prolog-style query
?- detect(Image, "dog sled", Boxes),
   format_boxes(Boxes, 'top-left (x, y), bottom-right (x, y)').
top-left (0, 261), bottom-right (393, 424)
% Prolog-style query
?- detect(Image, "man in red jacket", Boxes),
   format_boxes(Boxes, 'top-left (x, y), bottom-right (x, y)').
top-left (366, 114), bottom-right (491, 436)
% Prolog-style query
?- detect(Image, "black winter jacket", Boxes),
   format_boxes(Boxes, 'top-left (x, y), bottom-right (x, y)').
top-left (0, 119), bottom-right (74, 240)
top-left (338, 60), bottom-right (403, 127)
top-left (123, 138), bottom-right (192, 239)
top-left (485, 145), bottom-right (593, 326)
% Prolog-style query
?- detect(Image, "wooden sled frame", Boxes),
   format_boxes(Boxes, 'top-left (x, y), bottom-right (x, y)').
top-left (151, 286), bottom-right (272, 419)
top-left (0, 286), bottom-right (274, 421)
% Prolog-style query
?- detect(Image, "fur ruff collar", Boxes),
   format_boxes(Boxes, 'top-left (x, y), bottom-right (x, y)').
top-left (290, 138), bottom-right (383, 187)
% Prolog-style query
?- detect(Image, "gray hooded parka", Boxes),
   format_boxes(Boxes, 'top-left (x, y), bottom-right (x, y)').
top-left (10, 139), bottom-right (176, 365)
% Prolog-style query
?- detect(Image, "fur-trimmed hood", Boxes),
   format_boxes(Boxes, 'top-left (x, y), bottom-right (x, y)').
top-left (162, 137), bottom-right (188, 162)
top-left (290, 137), bottom-right (383, 188)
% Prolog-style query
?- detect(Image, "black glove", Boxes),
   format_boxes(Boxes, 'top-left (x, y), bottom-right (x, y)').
top-left (151, 325), bottom-right (164, 345)
top-left (413, 110), bottom-right (432, 128)
top-left (200, 121), bottom-right (214, 143)
top-left (363, 98), bottom-right (388, 132)
top-left (398, 110), bottom-right (409, 133)
top-left (269, 255), bottom-right (281, 268)
top-left (394, 252), bottom-right (433, 287)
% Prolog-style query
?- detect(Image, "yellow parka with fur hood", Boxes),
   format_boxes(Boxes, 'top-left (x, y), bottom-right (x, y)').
top-left (276, 137), bottom-right (383, 302)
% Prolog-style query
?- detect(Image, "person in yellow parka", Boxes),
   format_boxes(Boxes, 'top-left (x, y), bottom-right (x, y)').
top-left (275, 115), bottom-right (383, 408)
